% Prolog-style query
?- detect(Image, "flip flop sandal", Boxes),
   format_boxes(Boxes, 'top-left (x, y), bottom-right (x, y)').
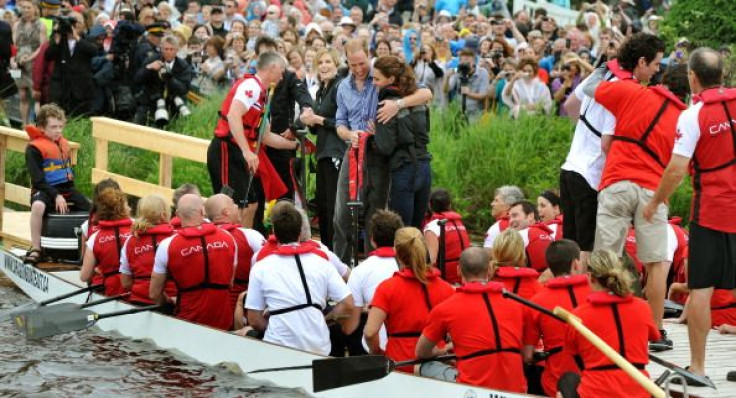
top-left (22, 248), bottom-right (44, 265)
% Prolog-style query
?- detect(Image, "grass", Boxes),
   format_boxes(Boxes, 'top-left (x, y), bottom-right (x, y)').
top-left (5, 95), bottom-right (694, 235)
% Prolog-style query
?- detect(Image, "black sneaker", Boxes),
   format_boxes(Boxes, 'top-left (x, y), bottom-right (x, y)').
top-left (649, 329), bottom-right (673, 352)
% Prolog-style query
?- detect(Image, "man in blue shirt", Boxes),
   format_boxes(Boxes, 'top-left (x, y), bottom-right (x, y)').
top-left (332, 38), bottom-right (432, 264)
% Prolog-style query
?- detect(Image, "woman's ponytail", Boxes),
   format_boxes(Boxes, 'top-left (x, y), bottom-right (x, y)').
top-left (394, 227), bottom-right (430, 284)
top-left (588, 249), bottom-right (633, 297)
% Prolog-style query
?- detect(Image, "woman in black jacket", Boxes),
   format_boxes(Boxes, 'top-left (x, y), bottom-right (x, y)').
top-left (0, 21), bottom-right (17, 125)
top-left (372, 56), bottom-right (431, 228)
top-left (299, 48), bottom-right (346, 250)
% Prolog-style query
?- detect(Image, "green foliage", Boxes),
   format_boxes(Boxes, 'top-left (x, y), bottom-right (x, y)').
top-left (6, 94), bottom-right (694, 238)
top-left (660, 0), bottom-right (736, 48)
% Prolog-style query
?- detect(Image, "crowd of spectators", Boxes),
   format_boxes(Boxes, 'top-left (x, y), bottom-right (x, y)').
top-left (0, 0), bottom-right (731, 128)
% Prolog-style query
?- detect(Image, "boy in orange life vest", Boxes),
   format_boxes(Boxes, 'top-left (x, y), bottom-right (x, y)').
top-left (150, 194), bottom-right (237, 330)
top-left (204, 193), bottom-right (266, 313)
top-left (424, 189), bottom-right (471, 285)
top-left (417, 247), bottom-right (527, 392)
top-left (523, 240), bottom-right (591, 397)
top-left (246, 201), bottom-right (354, 355)
top-left (558, 250), bottom-right (659, 398)
top-left (508, 200), bottom-right (555, 273)
top-left (483, 185), bottom-right (525, 248)
top-left (491, 229), bottom-right (542, 300)
top-left (591, 33), bottom-right (690, 351)
top-left (25, 104), bottom-right (90, 264)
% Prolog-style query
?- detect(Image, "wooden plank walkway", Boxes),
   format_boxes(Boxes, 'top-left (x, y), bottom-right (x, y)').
top-left (0, 209), bottom-right (31, 249)
top-left (648, 323), bottom-right (736, 397)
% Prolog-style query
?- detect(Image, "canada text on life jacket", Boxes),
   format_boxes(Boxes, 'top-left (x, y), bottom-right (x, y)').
top-left (4, 255), bottom-right (49, 293)
top-left (180, 241), bottom-right (230, 257)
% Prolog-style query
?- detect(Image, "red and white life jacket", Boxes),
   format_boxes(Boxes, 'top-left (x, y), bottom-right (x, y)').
top-left (92, 219), bottom-right (133, 296)
top-left (430, 211), bottom-right (470, 284)
top-left (124, 224), bottom-right (176, 304)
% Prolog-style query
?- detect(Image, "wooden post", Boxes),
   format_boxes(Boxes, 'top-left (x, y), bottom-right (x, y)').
top-left (159, 154), bottom-right (173, 188)
top-left (95, 137), bottom-right (108, 173)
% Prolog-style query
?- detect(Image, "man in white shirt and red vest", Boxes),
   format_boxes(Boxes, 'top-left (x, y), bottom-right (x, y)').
top-left (644, 48), bottom-right (736, 383)
top-left (206, 51), bottom-right (301, 229)
top-left (246, 201), bottom-right (355, 355)
top-left (150, 194), bottom-right (237, 331)
top-left (483, 185), bottom-right (525, 248)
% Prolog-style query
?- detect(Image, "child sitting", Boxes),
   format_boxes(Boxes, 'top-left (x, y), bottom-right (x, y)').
top-left (24, 104), bottom-right (90, 264)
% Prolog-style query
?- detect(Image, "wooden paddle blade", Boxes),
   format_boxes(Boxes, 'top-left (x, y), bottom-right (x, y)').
top-left (20, 307), bottom-right (97, 340)
top-left (312, 355), bottom-right (389, 392)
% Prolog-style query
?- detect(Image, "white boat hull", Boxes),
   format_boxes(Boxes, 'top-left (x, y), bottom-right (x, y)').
top-left (1, 250), bottom-right (538, 398)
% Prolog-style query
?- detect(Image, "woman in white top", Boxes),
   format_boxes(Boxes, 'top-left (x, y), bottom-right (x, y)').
top-left (197, 36), bottom-right (226, 96)
top-left (503, 57), bottom-right (552, 119)
top-left (303, 47), bottom-right (319, 100)
top-left (412, 44), bottom-right (444, 105)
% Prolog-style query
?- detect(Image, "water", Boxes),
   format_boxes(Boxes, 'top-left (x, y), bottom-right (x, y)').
top-left (0, 284), bottom-right (310, 398)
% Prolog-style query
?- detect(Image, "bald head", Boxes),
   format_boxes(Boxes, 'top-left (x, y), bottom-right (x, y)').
top-left (176, 194), bottom-right (205, 227)
top-left (204, 194), bottom-right (238, 224)
top-left (689, 47), bottom-right (723, 92)
top-left (459, 247), bottom-right (491, 281)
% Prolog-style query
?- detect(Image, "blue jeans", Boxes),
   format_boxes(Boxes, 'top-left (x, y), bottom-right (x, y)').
top-left (389, 160), bottom-right (432, 228)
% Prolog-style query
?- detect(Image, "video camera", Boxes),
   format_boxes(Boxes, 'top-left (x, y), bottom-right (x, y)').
top-left (458, 62), bottom-right (472, 86)
top-left (52, 15), bottom-right (77, 36)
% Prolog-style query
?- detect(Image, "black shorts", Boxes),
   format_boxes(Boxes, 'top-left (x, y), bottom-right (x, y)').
top-left (688, 221), bottom-right (736, 290)
top-left (559, 169), bottom-right (598, 251)
top-left (31, 188), bottom-right (90, 214)
top-left (557, 372), bottom-right (581, 398)
top-left (207, 137), bottom-right (262, 207)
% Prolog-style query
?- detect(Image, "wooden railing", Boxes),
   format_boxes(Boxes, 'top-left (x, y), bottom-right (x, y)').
top-left (91, 117), bottom-right (209, 203)
top-left (0, 126), bottom-right (80, 246)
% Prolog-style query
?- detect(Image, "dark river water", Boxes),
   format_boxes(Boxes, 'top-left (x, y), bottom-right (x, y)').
top-left (0, 283), bottom-right (310, 398)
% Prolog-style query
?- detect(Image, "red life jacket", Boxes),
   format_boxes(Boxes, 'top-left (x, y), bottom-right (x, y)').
top-left (430, 211), bottom-right (470, 284)
top-left (690, 87), bottom-right (736, 232)
top-left (214, 74), bottom-right (267, 141)
top-left (494, 267), bottom-right (541, 300)
top-left (606, 59), bottom-right (634, 81)
top-left (669, 217), bottom-right (689, 282)
top-left (256, 235), bottom-right (326, 262)
top-left (212, 74), bottom-right (287, 201)
top-left (26, 125), bottom-right (74, 187)
top-left (216, 223), bottom-right (257, 311)
top-left (544, 216), bottom-right (563, 240)
top-left (610, 84), bottom-right (687, 169)
top-left (524, 223), bottom-right (555, 272)
top-left (368, 246), bottom-right (396, 257)
top-left (528, 275), bottom-right (591, 397)
top-left (711, 289), bottom-right (736, 327)
top-left (572, 292), bottom-right (656, 398)
top-left (624, 228), bottom-right (644, 277)
top-left (257, 242), bottom-right (329, 317)
top-left (92, 219), bottom-right (133, 297)
top-left (124, 224), bottom-right (176, 304)
top-left (169, 216), bottom-right (182, 231)
top-left (166, 223), bottom-right (236, 330)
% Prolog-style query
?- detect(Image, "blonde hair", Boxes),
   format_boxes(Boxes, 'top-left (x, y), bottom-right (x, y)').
top-left (313, 48), bottom-right (341, 81)
top-left (394, 227), bottom-right (430, 284)
top-left (491, 229), bottom-right (526, 269)
top-left (588, 249), bottom-right (633, 297)
top-left (132, 195), bottom-right (170, 236)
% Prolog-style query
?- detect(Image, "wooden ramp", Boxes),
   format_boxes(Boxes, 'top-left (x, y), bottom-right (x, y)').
top-left (649, 323), bottom-right (736, 397)
top-left (0, 209), bottom-right (31, 249)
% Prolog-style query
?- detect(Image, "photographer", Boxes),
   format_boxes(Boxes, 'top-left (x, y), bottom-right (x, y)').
top-left (133, 35), bottom-right (193, 126)
top-left (45, 12), bottom-right (97, 116)
top-left (444, 48), bottom-right (489, 121)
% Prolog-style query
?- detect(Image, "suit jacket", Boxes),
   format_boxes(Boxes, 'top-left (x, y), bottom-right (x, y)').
top-left (45, 36), bottom-right (98, 113)
top-left (134, 54), bottom-right (192, 104)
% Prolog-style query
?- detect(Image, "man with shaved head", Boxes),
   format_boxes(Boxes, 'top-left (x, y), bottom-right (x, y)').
top-left (644, 47), bottom-right (734, 381)
top-left (150, 193), bottom-right (237, 330)
top-left (205, 193), bottom-right (265, 313)
top-left (416, 246), bottom-right (526, 392)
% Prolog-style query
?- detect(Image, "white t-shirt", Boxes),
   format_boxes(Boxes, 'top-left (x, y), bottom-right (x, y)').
top-left (233, 76), bottom-right (264, 111)
top-left (483, 220), bottom-right (505, 248)
top-left (347, 254), bottom-right (399, 351)
top-left (236, 227), bottom-right (267, 254)
top-left (672, 101), bottom-right (704, 158)
top-left (245, 251), bottom-right (352, 355)
top-left (423, 219), bottom-right (441, 237)
top-left (119, 237), bottom-right (133, 275)
top-left (561, 73), bottom-right (617, 190)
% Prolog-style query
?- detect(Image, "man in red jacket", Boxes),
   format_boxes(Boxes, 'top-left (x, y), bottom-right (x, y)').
top-left (417, 246), bottom-right (526, 392)
top-left (591, 33), bottom-right (689, 351)
top-left (644, 47), bottom-right (736, 382)
top-left (150, 194), bottom-right (237, 330)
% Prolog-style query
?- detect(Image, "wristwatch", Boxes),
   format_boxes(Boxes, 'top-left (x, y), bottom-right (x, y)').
top-left (396, 99), bottom-right (404, 110)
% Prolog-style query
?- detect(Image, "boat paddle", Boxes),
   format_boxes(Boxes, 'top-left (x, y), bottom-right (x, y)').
top-left (0, 284), bottom-right (103, 322)
top-left (13, 292), bottom-right (131, 323)
top-left (16, 303), bottom-right (161, 340)
top-left (249, 354), bottom-right (457, 392)
top-left (501, 290), bottom-right (715, 389)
